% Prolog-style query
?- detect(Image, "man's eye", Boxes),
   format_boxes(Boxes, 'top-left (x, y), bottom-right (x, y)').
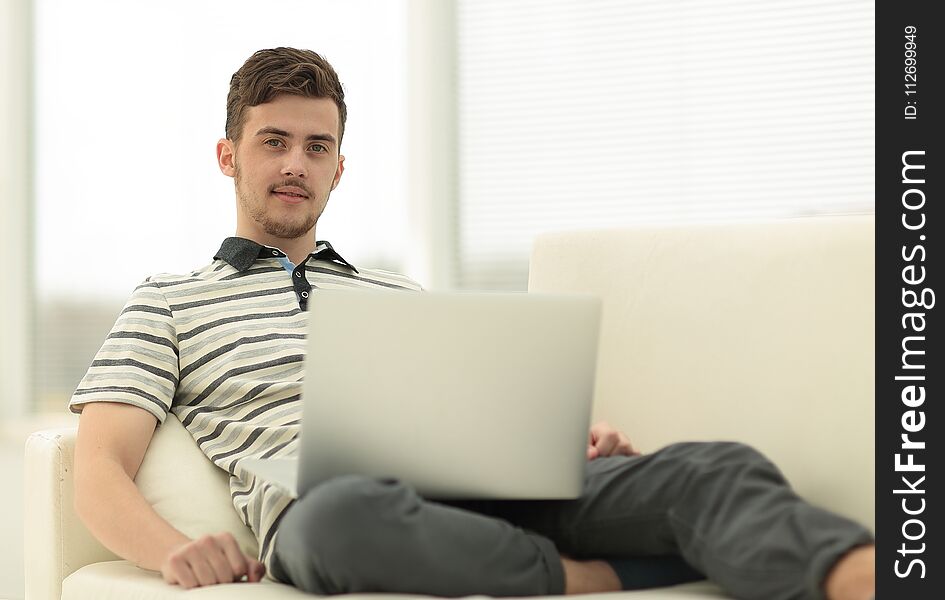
top-left (264, 139), bottom-right (284, 148)
top-left (309, 144), bottom-right (327, 152)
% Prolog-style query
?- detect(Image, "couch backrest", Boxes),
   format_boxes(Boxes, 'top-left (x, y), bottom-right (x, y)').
top-left (527, 215), bottom-right (874, 530)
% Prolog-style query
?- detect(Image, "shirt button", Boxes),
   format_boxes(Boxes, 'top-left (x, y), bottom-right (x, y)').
top-left (295, 271), bottom-right (302, 278)
top-left (271, 250), bottom-right (279, 256)
top-left (300, 291), bottom-right (309, 299)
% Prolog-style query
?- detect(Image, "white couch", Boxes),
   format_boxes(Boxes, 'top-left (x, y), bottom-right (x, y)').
top-left (24, 215), bottom-right (874, 600)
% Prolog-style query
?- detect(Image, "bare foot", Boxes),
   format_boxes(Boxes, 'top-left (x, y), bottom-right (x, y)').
top-left (561, 557), bottom-right (621, 594)
top-left (824, 544), bottom-right (875, 600)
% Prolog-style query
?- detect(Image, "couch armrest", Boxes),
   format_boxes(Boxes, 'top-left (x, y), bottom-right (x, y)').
top-left (24, 412), bottom-right (259, 600)
top-left (24, 428), bottom-right (120, 600)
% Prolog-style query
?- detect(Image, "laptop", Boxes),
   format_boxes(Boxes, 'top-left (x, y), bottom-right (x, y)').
top-left (241, 289), bottom-right (602, 500)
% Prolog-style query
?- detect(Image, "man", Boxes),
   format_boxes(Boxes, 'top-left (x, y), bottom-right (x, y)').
top-left (71, 47), bottom-right (875, 600)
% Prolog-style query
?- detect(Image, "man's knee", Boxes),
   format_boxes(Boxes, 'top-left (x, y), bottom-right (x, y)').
top-left (276, 475), bottom-right (416, 592)
top-left (706, 441), bottom-right (767, 462)
top-left (662, 441), bottom-right (783, 483)
top-left (287, 475), bottom-right (413, 545)
top-left (693, 441), bottom-right (786, 484)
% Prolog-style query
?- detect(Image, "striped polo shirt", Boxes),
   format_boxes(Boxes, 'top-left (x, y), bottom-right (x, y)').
top-left (68, 237), bottom-right (422, 579)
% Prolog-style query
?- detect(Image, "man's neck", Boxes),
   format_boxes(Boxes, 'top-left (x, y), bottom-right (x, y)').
top-left (234, 228), bottom-right (317, 267)
top-left (281, 243), bottom-right (318, 268)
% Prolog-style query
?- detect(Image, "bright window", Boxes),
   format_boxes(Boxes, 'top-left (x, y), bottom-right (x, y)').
top-left (33, 0), bottom-right (409, 409)
top-left (456, 0), bottom-right (875, 289)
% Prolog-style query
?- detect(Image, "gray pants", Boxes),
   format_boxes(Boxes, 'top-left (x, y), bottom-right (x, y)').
top-left (271, 442), bottom-right (872, 599)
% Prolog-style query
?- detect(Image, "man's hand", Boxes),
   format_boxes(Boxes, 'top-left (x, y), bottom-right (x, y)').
top-left (160, 533), bottom-right (265, 589)
top-left (586, 421), bottom-right (640, 460)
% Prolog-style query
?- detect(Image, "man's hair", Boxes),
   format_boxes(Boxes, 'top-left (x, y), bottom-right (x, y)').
top-left (225, 47), bottom-right (347, 145)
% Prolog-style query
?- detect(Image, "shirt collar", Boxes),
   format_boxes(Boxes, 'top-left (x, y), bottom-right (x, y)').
top-left (213, 237), bottom-right (359, 273)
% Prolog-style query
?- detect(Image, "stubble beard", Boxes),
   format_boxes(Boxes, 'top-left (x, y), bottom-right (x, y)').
top-left (234, 164), bottom-right (323, 240)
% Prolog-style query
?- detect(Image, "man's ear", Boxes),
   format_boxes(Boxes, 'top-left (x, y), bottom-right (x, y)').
top-left (331, 154), bottom-right (345, 190)
top-left (217, 138), bottom-right (236, 177)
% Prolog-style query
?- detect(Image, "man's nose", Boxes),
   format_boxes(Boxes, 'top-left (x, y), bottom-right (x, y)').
top-left (281, 147), bottom-right (306, 178)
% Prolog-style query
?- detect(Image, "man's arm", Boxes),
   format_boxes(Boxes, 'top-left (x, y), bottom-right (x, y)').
top-left (73, 402), bottom-right (264, 588)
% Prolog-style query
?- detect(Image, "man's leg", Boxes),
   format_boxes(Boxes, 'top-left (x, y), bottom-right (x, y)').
top-left (461, 442), bottom-right (873, 600)
top-left (271, 475), bottom-right (565, 596)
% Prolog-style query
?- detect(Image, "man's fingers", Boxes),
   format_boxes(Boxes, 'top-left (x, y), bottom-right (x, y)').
top-left (197, 536), bottom-right (235, 584)
top-left (595, 431), bottom-right (620, 456)
top-left (589, 421), bottom-right (619, 456)
top-left (165, 554), bottom-right (198, 589)
top-left (161, 534), bottom-right (262, 589)
top-left (216, 533), bottom-right (250, 580)
top-left (616, 434), bottom-right (638, 456)
top-left (247, 559), bottom-right (266, 582)
top-left (589, 422), bottom-right (642, 459)
top-left (186, 551), bottom-right (220, 587)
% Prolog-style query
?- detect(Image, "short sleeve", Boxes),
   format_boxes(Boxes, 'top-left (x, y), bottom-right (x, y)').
top-left (69, 278), bottom-right (179, 423)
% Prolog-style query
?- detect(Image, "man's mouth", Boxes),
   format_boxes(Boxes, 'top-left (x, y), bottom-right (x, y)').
top-left (271, 186), bottom-right (310, 203)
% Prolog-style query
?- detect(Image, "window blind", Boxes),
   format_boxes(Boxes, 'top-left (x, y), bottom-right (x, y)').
top-left (456, 0), bottom-right (874, 290)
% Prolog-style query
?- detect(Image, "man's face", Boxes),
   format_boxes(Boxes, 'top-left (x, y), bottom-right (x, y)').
top-left (217, 94), bottom-right (345, 241)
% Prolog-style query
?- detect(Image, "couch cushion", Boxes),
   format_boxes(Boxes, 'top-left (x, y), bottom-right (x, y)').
top-left (134, 414), bottom-right (259, 557)
top-left (63, 561), bottom-right (728, 600)
top-left (62, 561), bottom-right (307, 599)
